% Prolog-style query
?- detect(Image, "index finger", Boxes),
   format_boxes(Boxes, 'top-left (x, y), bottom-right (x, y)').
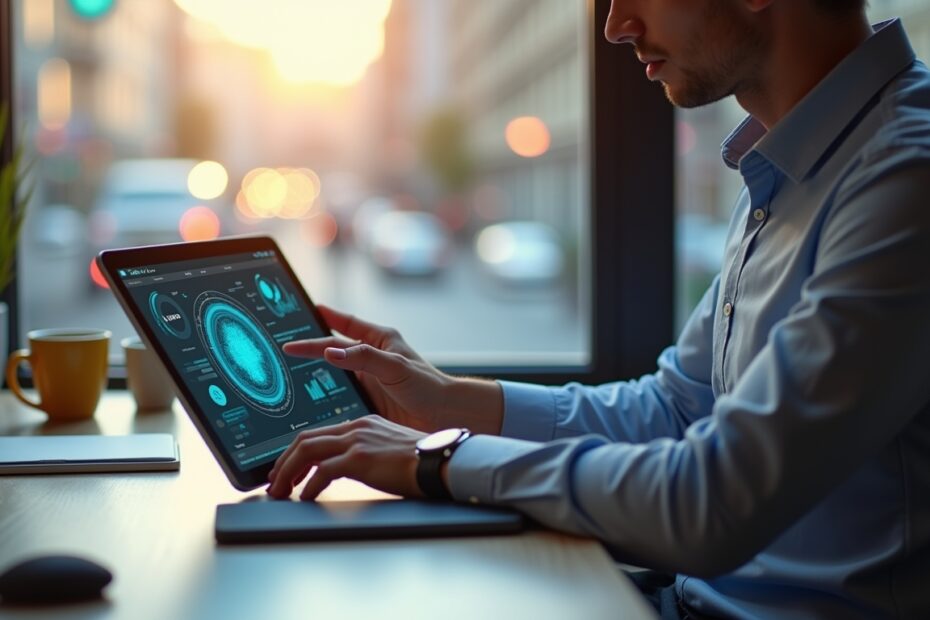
top-left (283, 335), bottom-right (357, 359)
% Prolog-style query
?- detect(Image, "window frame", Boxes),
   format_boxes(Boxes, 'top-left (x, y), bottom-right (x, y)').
top-left (1, 0), bottom-right (674, 388)
top-left (1, 0), bottom-right (21, 370)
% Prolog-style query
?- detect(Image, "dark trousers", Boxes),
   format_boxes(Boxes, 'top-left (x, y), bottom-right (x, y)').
top-left (626, 570), bottom-right (702, 620)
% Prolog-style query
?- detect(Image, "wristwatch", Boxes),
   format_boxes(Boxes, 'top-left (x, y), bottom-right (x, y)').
top-left (415, 428), bottom-right (471, 500)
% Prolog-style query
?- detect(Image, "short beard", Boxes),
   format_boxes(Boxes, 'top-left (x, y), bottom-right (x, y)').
top-left (663, 4), bottom-right (767, 108)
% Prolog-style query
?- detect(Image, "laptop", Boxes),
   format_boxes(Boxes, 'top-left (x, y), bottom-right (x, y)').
top-left (98, 237), bottom-right (523, 541)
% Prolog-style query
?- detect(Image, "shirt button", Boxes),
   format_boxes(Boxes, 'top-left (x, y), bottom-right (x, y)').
top-left (753, 208), bottom-right (766, 222)
top-left (723, 302), bottom-right (733, 317)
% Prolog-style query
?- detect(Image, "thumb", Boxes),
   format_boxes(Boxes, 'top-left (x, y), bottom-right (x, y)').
top-left (324, 345), bottom-right (409, 385)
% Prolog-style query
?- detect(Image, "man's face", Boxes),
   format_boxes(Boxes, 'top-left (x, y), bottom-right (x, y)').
top-left (605, 0), bottom-right (767, 108)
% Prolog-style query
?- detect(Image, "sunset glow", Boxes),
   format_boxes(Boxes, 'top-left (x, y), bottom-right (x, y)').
top-left (173, 0), bottom-right (393, 86)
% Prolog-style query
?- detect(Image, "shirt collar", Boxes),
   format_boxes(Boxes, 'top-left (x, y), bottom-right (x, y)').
top-left (720, 19), bottom-right (916, 182)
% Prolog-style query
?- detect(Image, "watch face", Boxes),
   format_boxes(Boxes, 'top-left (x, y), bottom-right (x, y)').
top-left (417, 428), bottom-right (465, 453)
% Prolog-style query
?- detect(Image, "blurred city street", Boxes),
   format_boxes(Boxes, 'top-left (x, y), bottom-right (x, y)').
top-left (14, 0), bottom-right (591, 370)
top-left (20, 220), bottom-right (586, 367)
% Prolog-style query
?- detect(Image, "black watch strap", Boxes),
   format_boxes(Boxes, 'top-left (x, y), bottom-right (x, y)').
top-left (416, 429), bottom-right (471, 500)
top-left (416, 450), bottom-right (452, 500)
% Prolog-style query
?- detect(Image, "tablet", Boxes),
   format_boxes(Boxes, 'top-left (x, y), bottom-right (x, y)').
top-left (0, 434), bottom-right (179, 474)
top-left (215, 499), bottom-right (525, 544)
top-left (98, 237), bottom-right (376, 490)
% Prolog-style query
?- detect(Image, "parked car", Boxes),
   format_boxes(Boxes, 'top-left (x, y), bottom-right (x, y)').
top-left (350, 196), bottom-right (396, 253)
top-left (474, 221), bottom-right (564, 286)
top-left (87, 159), bottom-right (226, 288)
top-left (368, 211), bottom-right (451, 276)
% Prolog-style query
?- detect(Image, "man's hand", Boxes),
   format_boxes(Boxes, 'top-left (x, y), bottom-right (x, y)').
top-left (266, 415), bottom-right (427, 500)
top-left (283, 305), bottom-right (503, 434)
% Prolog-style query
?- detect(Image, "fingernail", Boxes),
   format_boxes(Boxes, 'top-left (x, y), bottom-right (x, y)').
top-left (326, 348), bottom-right (347, 360)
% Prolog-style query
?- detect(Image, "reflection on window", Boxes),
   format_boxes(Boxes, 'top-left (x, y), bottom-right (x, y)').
top-left (15, 0), bottom-right (591, 367)
top-left (674, 3), bottom-right (929, 330)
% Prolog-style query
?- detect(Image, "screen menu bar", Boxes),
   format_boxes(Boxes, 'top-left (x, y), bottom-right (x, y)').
top-left (122, 257), bottom-right (279, 288)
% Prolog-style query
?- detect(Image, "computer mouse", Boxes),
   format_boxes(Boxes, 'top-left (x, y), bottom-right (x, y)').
top-left (0, 554), bottom-right (112, 605)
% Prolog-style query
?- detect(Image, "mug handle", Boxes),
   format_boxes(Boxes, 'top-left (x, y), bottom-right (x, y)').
top-left (6, 349), bottom-right (42, 410)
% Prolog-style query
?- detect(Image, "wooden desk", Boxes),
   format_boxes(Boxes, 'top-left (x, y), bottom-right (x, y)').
top-left (0, 392), bottom-right (656, 620)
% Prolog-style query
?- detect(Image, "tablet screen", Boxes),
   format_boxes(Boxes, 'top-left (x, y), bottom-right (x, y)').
top-left (117, 249), bottom-right (372, 472)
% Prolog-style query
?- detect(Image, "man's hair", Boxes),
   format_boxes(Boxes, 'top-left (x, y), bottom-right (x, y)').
top-left (813, 0), bottom-right (867, 12)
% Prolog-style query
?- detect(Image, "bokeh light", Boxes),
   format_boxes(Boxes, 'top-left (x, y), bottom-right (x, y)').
top-left (279, 168), bottom-right (320, 218)
top-left (244, 168), bottom-right (287, 217)
top-left (240, 167), bottom-right (321, 219)
top-left (37, 58), bottom-right (71, 130)
top-left (188, 160), bottom-right (229, 200)
top-left (505, 116), bottom-right (551, 158)
top-left (235, 189), bottom-right (259, 221)
top-left (69, 0), bottom-right (114, 20)
top-left (173, 0), bottom-right (392, 86)
top-left (301, 212), bottom-right (339, 248)
top-left (179, 206), bottom-right (221, 241)
top-left (89, 258), bottom-right (110, 289)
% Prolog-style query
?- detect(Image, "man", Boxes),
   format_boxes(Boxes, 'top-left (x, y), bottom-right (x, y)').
top-left (268, 0), bottom-right (930, 617)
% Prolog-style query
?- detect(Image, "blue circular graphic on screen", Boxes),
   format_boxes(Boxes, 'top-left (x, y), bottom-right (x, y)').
top-left (194, 292), bottom-right (293, 417)
top-left (254, 274), bottom-right (299, 318)
top-left (208, 385), bottom-right (227, 407)
top-left (149, 292), bottom-right (191, 339)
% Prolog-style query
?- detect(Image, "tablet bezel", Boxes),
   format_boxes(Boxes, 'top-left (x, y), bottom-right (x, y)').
top-left (98, 236), bottom-right (378, 491)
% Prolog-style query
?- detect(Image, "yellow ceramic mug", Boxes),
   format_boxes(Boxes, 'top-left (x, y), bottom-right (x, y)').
top-left (6, 328), bottom-right (111, 421)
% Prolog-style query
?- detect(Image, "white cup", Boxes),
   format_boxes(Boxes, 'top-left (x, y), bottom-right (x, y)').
top-left (121, 336), bottom-right (176, 412)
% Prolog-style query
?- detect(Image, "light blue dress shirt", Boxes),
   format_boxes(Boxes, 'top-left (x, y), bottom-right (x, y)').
top-left (447, 20), bottom-right (930, 619)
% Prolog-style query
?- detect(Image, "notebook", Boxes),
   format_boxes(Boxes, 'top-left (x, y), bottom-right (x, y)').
top-left (0, 434), bottom-right (180, 474)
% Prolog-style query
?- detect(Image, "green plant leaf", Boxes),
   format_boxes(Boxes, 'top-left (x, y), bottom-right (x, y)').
top-left (0, 103), bottom-right (33, 294)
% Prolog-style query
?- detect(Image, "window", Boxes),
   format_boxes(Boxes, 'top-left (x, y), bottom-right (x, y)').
top-left (6, 0), bottom-right (675, 383)
top-left (674, 5), bottom-right (930, 330)
top-left (13, 0), bottom-right (588, 369)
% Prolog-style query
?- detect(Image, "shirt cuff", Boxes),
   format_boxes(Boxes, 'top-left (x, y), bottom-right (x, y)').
top-left (446, 434), bottom-right (541, 504)
top-left (498, 380), bottom-right (558, 441)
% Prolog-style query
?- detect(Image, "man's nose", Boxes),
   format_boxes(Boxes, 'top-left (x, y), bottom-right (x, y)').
top-left (604, 2), bottom-right (644, 45)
